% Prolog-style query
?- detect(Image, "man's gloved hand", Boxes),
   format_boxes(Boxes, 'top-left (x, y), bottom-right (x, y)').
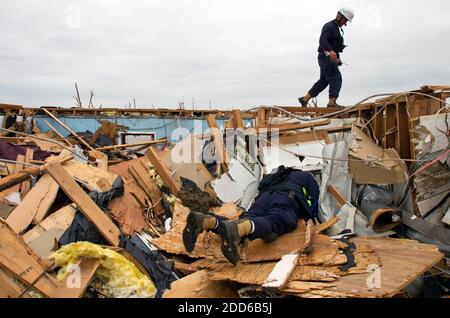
top-left (335, 58), bottom-right (343, 66)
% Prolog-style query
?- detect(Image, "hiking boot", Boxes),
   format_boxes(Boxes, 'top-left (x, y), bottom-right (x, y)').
top-left (217, 219), bottom-right (252, 265)
top-left (298, 97), bottom-right (309, 107)
top-left (327, 97), bottom-right (345, 109)
top-left (182, 211), bottom-right (217, 253)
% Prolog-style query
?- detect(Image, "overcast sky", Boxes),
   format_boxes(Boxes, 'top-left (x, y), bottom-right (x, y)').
top-left (1, 0), bottom-right (449, 109)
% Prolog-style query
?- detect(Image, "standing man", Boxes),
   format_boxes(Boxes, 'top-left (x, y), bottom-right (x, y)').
top-left (298, 7), bottom-right (354, 108)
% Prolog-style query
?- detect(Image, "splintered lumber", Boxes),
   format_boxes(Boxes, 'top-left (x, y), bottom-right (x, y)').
top-left (315, 217), bottom-right (340, 233)
top-left (22, 205), bottom-right (76, 258)
top-left (0, 156), bottom-right (72, 192)
top-left (267, 119), bottom-right (331, 132)
top-left (206, 114), bottom-right (229, 172)
top-left (20, 148), bottom-right (34, 195)
top-left (262, 220), bottom-right (314, 290)
top-left (6, 174), bottom-right (59, 234)
top-left (327, 185), bottom-right (347, 207)
top-left (88, 150), bottom-right (108, 171)
top-left (108, 159), bottom-right (147, 235)
top-left (46, 163), bottom-right (120, 246)
top-left (205, 236), bottom-right (442, 298)
top-left (304, 219), bottom-right (314, 255)
top-left (163, 270), bottom-right (239, 298)
top-left (95, 139), bottom-right (166, 151)
top-left (323, 237), bottom-right (444, 298)
top-left (128, 160), bottom-right (163, 213)
top-left (42, 108), bottom-right (94, 151)
top-left (145, 147), bottom-right (180, 195)
top-left (0, 219), bottom-right (58, 297)
top-left (262, 254), bottom-right (300, 290)
top-left (63, 160), bottom-right (117, 192)
top-left (54, 259), bottom-right (100, 298)
top-left (44, 120), bottom-right (73, 147)
top-left (0, 268), bottom-right (30, 298)
top-left (232, 109), bottom-right (244, 129)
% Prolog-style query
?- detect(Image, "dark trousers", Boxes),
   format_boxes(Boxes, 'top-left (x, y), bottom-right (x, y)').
top-left (216, 191), bottom-right (302, 242)
top-left (308, 53), bottom-right (342, 99)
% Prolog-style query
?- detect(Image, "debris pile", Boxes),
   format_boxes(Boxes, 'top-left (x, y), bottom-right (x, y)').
top-left (0, 85), bottom-right (449, 298)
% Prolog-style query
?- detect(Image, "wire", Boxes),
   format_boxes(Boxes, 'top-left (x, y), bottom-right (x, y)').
top-left (0, 127), bottom-right (93, 164)
top-left (0, 158), bottom-right (40, 167)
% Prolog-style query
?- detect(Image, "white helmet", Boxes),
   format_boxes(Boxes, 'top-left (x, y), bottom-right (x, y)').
top-left (339, 7), bottom-right (354, 22)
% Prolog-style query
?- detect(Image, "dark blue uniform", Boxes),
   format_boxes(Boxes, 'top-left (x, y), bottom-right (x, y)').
top-left (308, 20), bottom-right (346, 99)
top-left (216, 170), bottom-right (319, 242)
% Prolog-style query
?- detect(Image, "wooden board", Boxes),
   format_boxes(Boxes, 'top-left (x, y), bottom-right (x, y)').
top-left (0, 268), bottom-right (30, 298)
top-left (54, 259), bottom-right (100, 298)
top-left (6, 174), bottom-right (59, 234)
top-left (88, 150), bottom-right (108, 171)
top-left (108, 159), bottom-right (150, 235)
top-left (22, 205), bottom-right (76, 258)
top-left (46, 163), bottom-right (120, 246)
top-left (128, 160), bottom-right (163, 212)
top-left (0, 219), bottom-right (58, 297)
top-left (20, 148), bottom-right (34, 195)
top-left (0, 156), bottom-right (72, 192)
top-left (318, 237), bottom-right (443, 298)
top-left (145, 147), bottom-right (180, 195)
top-left (63, 160), bottom-right (118, 192)
top-left (163, 270), bottom-right (239, 298)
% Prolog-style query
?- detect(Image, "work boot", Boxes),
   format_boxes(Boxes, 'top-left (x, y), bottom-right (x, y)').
top-left (217, 219), bottom-right (253, 265)
top-left (182, 211), bottom-right (217, 253)
top-left (298, 93), bottom-right (312, 107)
top-left (327, 97), bottom-right (345, 109)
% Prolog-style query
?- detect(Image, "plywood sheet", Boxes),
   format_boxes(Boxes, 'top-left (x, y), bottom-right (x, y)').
top-left (163, 270), bottom-right (239, 298)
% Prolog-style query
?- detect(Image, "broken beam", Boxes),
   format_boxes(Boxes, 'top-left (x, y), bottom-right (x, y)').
top-left (46, 163), bottom-right (120, 246)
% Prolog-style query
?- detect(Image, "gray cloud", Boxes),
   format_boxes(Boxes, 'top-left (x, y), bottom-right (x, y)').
top-left (0, 0), bottom-right (449, 109)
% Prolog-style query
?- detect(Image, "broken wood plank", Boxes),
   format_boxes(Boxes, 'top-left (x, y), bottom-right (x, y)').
top-left (315, 217), bottom-right (340, 233)
top-left (44, 120), bottom-right (73, 147)
top-left (206, 114), bottom-right (229, 172)
top-left (304, 219), bottom-right (314, 255)
top-left (108, 159), bottom-right (148, 235)
top-left (262, 253), bottom-right (300, 290)
top-left (145, 147), bottom-right (180, 195)
top-left (232, 109), bottom-right (244, 129)
top-left (0, 156), bottom-right (72, 192)
top-left (327, 237), bottom-right (443, 298)
top-left (63, 160), bottom-right (117, 192)
top-left (262, 219), bottom-right (314, 290)
top-left (128, 161), bottom-right (163, 212)
top-left (6, 174), bottom-right (59, 234)
top-left (54, 258), bottom-right (100, 298)
top-left (95, 139), bottom-right (166, 151)
top-left (0, 268), bottom-right (30, 298)
top-left (20, 148), bottom-right (34, 196)
top-left (42, 108), bottom-right (94, 151)
top-left (163, 270), bottom-right (239, 298)
top-left (0, 219), bottom-right (58, 297)
top-left (268, 119), bottom-right (331, 132)
top-left (22, 205), bottom-right (76, 257)
top-left (46, 163), bottom-right (120, 246)
top-left (327, 185), bottom-right (347, 207)
top-left (88, 150), bottom-right (108, 171)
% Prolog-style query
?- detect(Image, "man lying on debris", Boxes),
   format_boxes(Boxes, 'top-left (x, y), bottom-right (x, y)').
top-left (183, 166), bottom-right (320, 265)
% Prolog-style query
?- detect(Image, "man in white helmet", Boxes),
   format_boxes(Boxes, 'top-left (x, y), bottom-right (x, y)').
top-left (298, 7), bottom-right (354, 108)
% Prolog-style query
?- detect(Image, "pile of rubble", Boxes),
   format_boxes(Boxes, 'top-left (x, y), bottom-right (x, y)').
top-left (0, 85), bottom-right (449, 298)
